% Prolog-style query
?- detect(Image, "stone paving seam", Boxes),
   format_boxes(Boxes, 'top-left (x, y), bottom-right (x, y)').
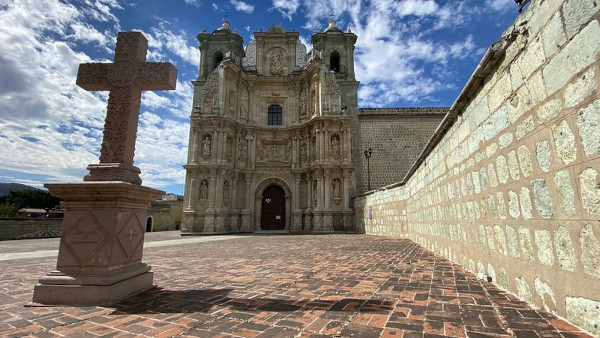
top-left (476, 277), bottom-right (514, 337)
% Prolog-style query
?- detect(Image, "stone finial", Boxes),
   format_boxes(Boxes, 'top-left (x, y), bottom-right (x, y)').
top-left (76, 32), bottom-right (177, 184)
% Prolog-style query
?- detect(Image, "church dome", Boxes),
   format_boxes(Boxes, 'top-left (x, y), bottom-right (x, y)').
top-left (216, 20), bottom-right (231, 32)
top-left (324, 19), bottom-right (342, 33)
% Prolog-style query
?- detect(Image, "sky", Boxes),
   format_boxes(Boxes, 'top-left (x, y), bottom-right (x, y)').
top-left (0, 0), bottom-right (523, 195)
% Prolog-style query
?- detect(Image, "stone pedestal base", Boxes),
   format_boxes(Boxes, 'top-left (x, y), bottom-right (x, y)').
top-left (33, 263), bottom-right (153, 306)
top-left (32, 181), bottom-right (162, 306)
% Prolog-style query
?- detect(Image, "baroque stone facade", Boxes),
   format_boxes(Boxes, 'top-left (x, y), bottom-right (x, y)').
top-left (182, 21), bottom-right (360, 234)
top-left (356, 0), bottom-right (600, 335)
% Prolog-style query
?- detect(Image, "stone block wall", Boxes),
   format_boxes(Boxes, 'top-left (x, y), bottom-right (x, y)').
top-left (357, 108), bottom-right (446, 192)
top-left (355, 0), bottom-right (600, 334)
top-left (148, 200), bottom-right (183, 231)
top-left (0, 219), bottom-right (62, 240)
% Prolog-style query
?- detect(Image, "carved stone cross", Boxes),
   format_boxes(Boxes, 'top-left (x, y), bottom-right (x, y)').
top-left (76, 32), bottom-right (177, 184)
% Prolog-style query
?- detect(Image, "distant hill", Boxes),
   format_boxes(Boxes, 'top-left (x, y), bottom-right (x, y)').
top-left (0, 183), bottom-right (39, 196)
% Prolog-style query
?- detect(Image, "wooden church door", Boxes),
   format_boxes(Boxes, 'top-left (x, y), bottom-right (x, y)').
top-left (261, 185), bottom-right (286, 230)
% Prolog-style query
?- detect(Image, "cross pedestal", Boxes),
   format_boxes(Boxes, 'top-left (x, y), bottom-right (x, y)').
top-left (32, 32), bottom-right (177, 306)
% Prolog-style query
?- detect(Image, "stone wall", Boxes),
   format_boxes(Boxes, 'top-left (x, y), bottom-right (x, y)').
top-left (0, 219), bottom-right (62, 240)
top-left (355, 0), bottom-right (600, 335)
top-left (148, 200), bottom-right (183, 232)
top-left (357, 108), bottom-right (446, 192)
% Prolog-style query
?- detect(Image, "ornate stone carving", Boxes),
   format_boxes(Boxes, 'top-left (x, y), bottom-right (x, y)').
top-left (223, 180), bottom-right (230, 202)
top-left (240, 103), bottom-right (247, 119)
top-left (239, 138), bottom-right (248, 158)
top-left (75, 31), bottom-right (177, 184)
top-left (226, 137), bottom-right (233, 162)
top-left (296, 41), bottom-right (307, 68)
top-left (257, 140), bottom-right (290, 161)
top-left (228, 91), bottom-right (235, 115)
top-left (270, 49), bottom-right (284, 76)
top-left (313, 180), bottom-right (318, 203)
top-left (199, 180), bottom-right (208, 200)
top-left (324, 73), bottom-right (341, 95)
top-left (201, 136), bottom-right (211, 156)
top-left (332, 178), bottom-right (341, 200)
top-left (331, 136), bottom-right (340, 156)
top-left (242, 41), bottom-right (256, 71)
top-left (300, 140), bottom-right (307, 162)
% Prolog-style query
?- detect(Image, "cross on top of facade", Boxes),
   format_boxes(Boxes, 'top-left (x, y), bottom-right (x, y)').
top-left (76, 32), bottom-right (177, 184)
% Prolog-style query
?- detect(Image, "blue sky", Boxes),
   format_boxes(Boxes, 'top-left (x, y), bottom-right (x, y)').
top-left (0, 0), bottom-right (522, 195)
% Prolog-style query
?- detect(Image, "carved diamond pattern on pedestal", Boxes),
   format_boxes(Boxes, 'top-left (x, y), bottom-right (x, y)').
top-left (117, 212), bottom-right (143, 259)
top-left (62, 213), bottom-right (108, 265)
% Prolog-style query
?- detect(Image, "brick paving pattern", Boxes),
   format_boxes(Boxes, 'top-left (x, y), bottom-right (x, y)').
top-left (0, 233), bottom-right (592, 337)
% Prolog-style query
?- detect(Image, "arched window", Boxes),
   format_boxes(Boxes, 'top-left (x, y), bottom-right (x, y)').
top-left (268, 104), bottom-right (282, 125)
top-left (330, 51), bottom-right (340, 73)
top-left (213, 51), bottom-right (223, 70)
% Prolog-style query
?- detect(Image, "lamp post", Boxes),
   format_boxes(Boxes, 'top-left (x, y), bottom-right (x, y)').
top-left (364, 147), bottom-right (372, 191)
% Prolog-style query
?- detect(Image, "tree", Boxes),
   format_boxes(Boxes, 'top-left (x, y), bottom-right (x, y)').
top-left (0, 189), bottom-right (61, 214)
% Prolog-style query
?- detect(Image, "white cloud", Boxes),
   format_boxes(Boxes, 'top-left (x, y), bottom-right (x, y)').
top-left (487, 0), bottom-right (513, 12)
top-left (230, 0), bottom-right (254, 13)
top-left (184, 0), bottom-right (201, 7)
top-left (0, 0), bottom-right (191, 191)
top-left (271, 0), bottom-right (300, 20)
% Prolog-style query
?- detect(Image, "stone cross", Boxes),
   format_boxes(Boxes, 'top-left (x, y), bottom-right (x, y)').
top-left (76, 32), bottom-right (177, 184)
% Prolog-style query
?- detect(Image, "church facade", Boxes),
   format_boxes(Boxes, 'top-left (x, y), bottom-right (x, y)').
top-left (181, 20), bottom-right (445, 234)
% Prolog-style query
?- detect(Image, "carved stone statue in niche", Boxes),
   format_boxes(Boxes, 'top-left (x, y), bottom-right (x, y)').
top-left (240, 103), bottom-right (247, 119)
top-left (239, 138), bottom-right (248, 158)
top-left (199, 180), bottom-right (208, 200)
top-left (270, 49), bottom-right (284, 76)
top-left (299, 100), bottom-right (307, 117)
top-left (228, 91), bottom-right (235, 115)
top-left (203, 97), bottom-right (212, 113)
top-left (300, 140), bottom-right (307, 162)
top-left (223, 181), bottom-right (230, 201)
top-left (331, 136), bottom-right (340, 156)
top-left (226, 138), bottom-right (233, 161)
top-left (201, 136), bottom-right (211, 156)
top-left (332, 178), bottom-right (341, 199)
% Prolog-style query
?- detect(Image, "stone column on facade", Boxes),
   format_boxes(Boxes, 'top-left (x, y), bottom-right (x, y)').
top-left (342, 128), bottom-right (350, 164)
top-left (342, 169), bottom-right (351, 211)
top-left (207, 170), bottom-right (217, 211)
top-left (292, 135), bottom-right (298, 169)
top-left (186, 176), bottom-right (197, 211)
top-left (191, 127), bottom-right (199, 164)
top-left (320, 126), bottom-right (326, 163)
top-left (315, 128), bottom-right (321, 164)
top-left (307, 132), bottom-right (312, 166)
top-left (199, 43), bottom-right (208, 78)
top-left (211, 129), bottom-right (218, 163)
top-left (230, 174), bottom-right (239, 232)
top-left (33, 32), bottom-right (176, 306)
top-left (324, 126), bottom-right (331, 164)
top-left (245, 134), bottom-right (253, 169)
top-left (292, 174), bottom-right (302, 232)
top-left (305, 173), bottom-right (313, 232)
top-left (324, 169), bottom-right (331, 209)
top-left (240, 173), bottom-right (253, 232)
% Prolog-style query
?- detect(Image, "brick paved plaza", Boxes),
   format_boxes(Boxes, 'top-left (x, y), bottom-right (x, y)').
top-left (0, 232), bottom-right (592, 337)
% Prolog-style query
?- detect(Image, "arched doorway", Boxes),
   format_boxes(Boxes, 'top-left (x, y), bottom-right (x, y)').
top-left (145, 216), bottom-right (153, 232)
top-left (261, 185), bottom-right (286, 230)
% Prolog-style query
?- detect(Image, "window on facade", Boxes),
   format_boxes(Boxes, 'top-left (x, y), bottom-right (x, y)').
top-left (267, 105), bottom-right (283, 125)
top-left (330, 51), bottom-right (340, 73)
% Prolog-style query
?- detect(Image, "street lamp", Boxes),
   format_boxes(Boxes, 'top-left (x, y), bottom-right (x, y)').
top-left (364, 147), bottom-right (372, 191)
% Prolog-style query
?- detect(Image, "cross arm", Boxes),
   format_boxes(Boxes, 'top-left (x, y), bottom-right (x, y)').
top-left (76, 63), bottom-right (112, 91)
top-left (136, 62), bottom-right (177, 90)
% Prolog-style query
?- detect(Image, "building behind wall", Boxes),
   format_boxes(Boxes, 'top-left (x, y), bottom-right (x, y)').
top-left (181, 20), bottom-right (446, 234)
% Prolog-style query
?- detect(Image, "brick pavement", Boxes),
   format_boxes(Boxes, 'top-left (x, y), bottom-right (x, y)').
top-left (0, 233), bottom-right (592, 337)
